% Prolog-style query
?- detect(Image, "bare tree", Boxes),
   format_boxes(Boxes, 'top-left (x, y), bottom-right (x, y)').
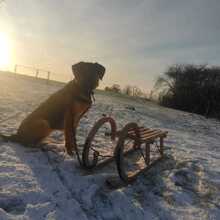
top-left (111, 84), bottom-right (121, 93)
top-left (104, 84), bottom-right (121, 93)
top-left (123, 85), bottom-right (132, 96)
top-left (154, 64), bottom-right (220, 119)
top-left (132, 86), bottom-right (143, 97)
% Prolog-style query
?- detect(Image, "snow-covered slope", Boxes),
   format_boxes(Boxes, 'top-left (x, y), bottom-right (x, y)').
top-left (0, 72), bottom-right (219, 220)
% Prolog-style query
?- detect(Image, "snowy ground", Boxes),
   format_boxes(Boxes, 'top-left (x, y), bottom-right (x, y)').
top-left (0, 72), bottom-right (219, 220)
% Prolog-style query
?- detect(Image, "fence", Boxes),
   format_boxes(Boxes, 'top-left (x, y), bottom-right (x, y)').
top-left (14, 64), bottom-right (53, 84)
top-left (14, 65), bottom-right (72, 84)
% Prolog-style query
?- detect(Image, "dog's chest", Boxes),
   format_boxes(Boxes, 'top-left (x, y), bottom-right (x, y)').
top-left (72, 101), bottom-right (91, 117)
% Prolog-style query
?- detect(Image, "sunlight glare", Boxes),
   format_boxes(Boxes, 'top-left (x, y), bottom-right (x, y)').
top-left (0, 32), bottom-right (11, 70)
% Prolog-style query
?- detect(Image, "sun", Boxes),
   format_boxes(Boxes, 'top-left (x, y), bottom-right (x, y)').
top-left (0, 32), bottom-right (11, 70)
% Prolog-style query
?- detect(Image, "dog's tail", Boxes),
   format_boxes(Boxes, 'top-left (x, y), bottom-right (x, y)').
top-left (0, 133), bottom-right (18, 142)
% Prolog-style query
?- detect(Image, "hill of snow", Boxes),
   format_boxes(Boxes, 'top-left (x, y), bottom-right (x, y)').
top-left (0, 72), bottom-right (219, 220)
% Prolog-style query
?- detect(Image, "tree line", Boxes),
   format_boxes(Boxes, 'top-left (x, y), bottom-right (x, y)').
top-left (104, 84), bottom-right (148, 99)
top-left (154, 64), bottom-right (220, 119)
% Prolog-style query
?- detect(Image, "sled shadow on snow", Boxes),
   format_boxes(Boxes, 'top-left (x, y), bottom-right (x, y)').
top-left (0, 137), bottom-right (189, 219)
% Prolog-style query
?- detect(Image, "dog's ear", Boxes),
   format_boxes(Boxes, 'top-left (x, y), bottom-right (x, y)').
top-left (72, 62), bottom-right (86, 82)
top-left (94, 63), bottom-right (105, 80)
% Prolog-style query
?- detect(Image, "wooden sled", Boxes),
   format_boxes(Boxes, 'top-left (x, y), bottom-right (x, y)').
top-left (78, 116), bottom-right (168, 184)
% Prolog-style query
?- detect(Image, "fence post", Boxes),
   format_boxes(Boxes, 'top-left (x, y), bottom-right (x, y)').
top-left (35, 69), bottom-right (39, 78)
top-left (14, 64), bottom-right (17, 73)
top-left (47, 71), bottom-right (50, 84)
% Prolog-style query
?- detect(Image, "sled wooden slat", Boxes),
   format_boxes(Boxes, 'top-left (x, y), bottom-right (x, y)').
top-left (141, 131), bottom-right (167, 141)
top-left (117, 127), bottom-right (168, 143)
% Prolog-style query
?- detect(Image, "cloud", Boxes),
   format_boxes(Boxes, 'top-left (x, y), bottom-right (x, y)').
top-left (1, 0), bottom-right (220, 90)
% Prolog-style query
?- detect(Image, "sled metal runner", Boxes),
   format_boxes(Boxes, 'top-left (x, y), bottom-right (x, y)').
top-left (80, 116), bottom-right (168, 184)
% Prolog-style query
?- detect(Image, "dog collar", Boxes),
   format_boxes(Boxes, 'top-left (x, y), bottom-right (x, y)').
top-left (76, 93), bottom-right (94, 104)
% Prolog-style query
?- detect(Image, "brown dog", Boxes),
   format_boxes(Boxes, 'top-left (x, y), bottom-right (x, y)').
top-left (1, 62), bottom-right (105, 155)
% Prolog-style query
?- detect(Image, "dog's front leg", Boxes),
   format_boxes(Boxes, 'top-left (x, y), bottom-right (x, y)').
top-left (64, 109), bottom-right (76, 156)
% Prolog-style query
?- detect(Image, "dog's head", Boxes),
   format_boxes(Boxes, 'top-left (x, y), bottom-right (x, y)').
top-left (72, 62), bottom-right (105, 91)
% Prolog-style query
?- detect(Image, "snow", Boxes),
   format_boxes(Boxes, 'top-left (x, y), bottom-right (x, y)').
top-left (0, 72), bottom-right (219, 220)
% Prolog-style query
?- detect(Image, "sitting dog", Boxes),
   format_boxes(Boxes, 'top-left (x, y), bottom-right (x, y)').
top-left (1, 62), bottom-right (105, 155)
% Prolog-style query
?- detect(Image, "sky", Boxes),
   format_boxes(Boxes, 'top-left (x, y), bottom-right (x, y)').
top-left (0, 0), bottom-right (220, 92)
